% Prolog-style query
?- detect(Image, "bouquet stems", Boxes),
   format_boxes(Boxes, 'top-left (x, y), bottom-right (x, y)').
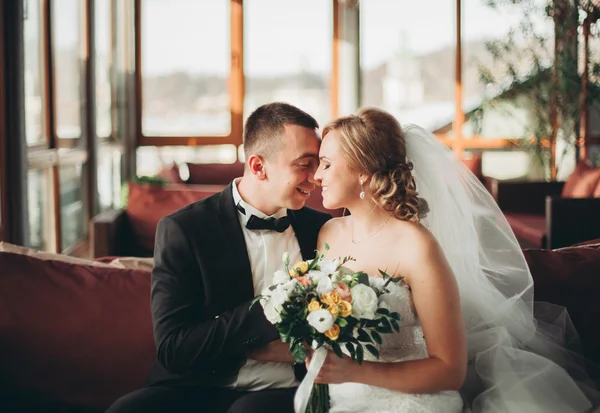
top-left (306, 383), bottom-right (330, 413)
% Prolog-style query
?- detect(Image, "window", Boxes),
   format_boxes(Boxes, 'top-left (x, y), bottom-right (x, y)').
top-left (27, 168), bottom-right (54, 251)
top-left (136, 145), bottom-right (237, 177)
top-left (98, 146), bottom-right (122, 211)
top-left (23, 0), bottom-right (46, 146)
top-left (59, 163), bottom-right (85, 251)
top-left (462, 0), bottom-right (554, 139)
top-left (52, 0), bottom-right (83, 140)
top-left (96, 0), bottom-right (112, 139)
top-left (360, 0), bottom-right (456, 133)
top-left (244, 0), bottom-right (332, 127)
top-left (140, 0), bottom-right (231, 137)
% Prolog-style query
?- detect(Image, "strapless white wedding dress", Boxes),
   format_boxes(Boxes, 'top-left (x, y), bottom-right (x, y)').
top-left (328, 282), bottom-right (464, 413)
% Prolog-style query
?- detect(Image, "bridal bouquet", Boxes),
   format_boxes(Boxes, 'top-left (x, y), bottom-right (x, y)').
top-left (252, 244), bottom-right (402, 413)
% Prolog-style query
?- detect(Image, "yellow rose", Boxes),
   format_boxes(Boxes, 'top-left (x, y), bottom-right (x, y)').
top-left (328, 304), bottom-right (340, 318)
top-left (289, 261), bottom-right (309, 277)
top-left (339, 300), bottom-right (352, 317)
top-left (324, 324), bottom-right (340, 341)
top-left (308, 299), bottom-right (322, 313)
top-left (321, 291), bottom-right (341, 306)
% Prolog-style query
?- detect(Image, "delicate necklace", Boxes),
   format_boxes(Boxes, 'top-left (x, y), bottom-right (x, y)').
top-left (351, 215), bottom-right (393, 244)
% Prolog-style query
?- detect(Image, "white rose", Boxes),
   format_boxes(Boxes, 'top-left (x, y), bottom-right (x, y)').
top-left (351, 284), bottom-right (379, 320)
top-left (319, 259), bottom-right (339, 275)
top-left (307, 309), bottom-right (335, 333)
top-left (368, 276), bottom-right (386, 291)
top-left (262, 281), bottom-right (296, 324)
top-left (282, 278), bottom-right (298, 293)
top-left (262, 289), bottom-right (286, 324)
top-left (316, 276), bottom-right (333, 295)
top-left (307, 270), bottom-right (326, 284)
top-left (273, 270), bottom-right (291, 285)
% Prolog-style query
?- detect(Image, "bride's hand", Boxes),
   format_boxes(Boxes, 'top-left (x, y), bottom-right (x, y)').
top-left (306, 350), bottom-right (359, 385)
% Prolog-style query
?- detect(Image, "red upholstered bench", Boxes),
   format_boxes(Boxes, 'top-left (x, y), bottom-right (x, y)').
top-left (485, 160), bottom-right (600, 249)
top-left (90, 182), bottom-right (225, 258)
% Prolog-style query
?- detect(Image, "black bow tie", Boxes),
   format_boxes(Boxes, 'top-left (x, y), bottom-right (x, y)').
top-left (237, 204), bottom-right (291, 233)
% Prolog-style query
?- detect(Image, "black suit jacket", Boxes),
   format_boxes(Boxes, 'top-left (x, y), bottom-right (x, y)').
top-left (145, 185), bottom-right (331, 387)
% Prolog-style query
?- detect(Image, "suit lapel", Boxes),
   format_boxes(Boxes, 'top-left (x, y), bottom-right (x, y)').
top-left (217, 185), bottom-right (254, 302)
top-left (289, 209), bottom-right (318, 261)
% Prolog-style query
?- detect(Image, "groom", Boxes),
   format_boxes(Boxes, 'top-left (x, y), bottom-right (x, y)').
top-left (107, 102), bottom-right (331, 413)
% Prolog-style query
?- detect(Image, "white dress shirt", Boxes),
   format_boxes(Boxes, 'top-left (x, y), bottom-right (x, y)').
top-left (225, 179), bottom-right (303, 391)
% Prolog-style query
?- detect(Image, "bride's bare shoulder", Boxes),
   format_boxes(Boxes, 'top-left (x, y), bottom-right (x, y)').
top-left (319, 216), bottom-right (350, 237)
top-left (389, 219), bottom-right (440, 254)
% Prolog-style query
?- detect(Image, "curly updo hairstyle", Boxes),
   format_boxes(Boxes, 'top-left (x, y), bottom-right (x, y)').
top-left (322, 108), bottom-right (429, 222)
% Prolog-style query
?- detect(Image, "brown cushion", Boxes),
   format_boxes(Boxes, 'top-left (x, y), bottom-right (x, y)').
top-left (0, 242), bottom-right (116, 268)
top-left (505, 213), bottom-right (547, 248)
top-left (561, 160), bottom-right (600, 198)
top-left (126, 182), bottom-right (224, 252)
top-left (523, 247), bottom-right (600, 364)
top-left (0, 251), bottom-right (155, 409)
top-left (186, 162), bottom-right (245, 186)
top-left (568, 239), bottom-right (600, 249)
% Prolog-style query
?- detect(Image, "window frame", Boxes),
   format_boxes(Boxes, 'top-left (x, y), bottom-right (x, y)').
top-left (134, 0), bottom-right (244, 147)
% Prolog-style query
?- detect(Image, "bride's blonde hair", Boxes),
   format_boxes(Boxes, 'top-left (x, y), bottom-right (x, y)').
top-left (322, 108), bottom-right (428, 222)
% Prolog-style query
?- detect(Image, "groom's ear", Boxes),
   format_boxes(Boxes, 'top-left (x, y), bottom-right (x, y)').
top-left (247, 154), bottom-right (267, 180)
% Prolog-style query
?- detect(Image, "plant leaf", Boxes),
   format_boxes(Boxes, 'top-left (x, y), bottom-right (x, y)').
top-left (292, 341), bottom-right (307, 363)
top-left (390, 312), bottom-right (402, 321)
top-left (378, 269), bottom-right (391, 279)
top-left (376, 308), bottom-right (390, 316)
top-left (356, 344), bottom-right (364, 365)
top-left (345, 342), bottom-right (356, 360)
top-left (249, 295), bottom-right (263, 310)
top-left (357, 329), bottom-right (373, 343)
top-left (371, 330), bottom-right (383, 345)
top-left (366, 344), bottom-right (380, 359)
top-left (332, 342), bottom-right (344, 359)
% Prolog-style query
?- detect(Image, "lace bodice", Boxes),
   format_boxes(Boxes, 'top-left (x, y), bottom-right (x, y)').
top-left (328, 279), bottom-right (464, 413)
top-left (362, 281), bottom-right (428, 363)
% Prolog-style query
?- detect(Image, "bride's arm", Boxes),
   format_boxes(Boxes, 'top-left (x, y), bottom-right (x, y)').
top-left (314, 228), bottom-right (468, 393)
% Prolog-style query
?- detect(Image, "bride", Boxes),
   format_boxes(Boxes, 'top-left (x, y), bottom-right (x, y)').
top-left (307, 107), bottom-right (599, 412)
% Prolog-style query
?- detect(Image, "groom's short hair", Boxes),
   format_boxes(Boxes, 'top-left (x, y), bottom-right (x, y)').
top-left (243, 102), bottom-right (319, 160)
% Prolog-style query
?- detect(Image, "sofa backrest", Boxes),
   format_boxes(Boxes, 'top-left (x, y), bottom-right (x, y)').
top-left (0, 251), bottom-right (154, 410)
top-left (126, 182), bottom-right (225, 255)
top-left (186, 161), bottom-right (245, 186)
top-left (523, 244), bottom-right (600, 368)
top-left (561, 160), bottom-right (600, 198)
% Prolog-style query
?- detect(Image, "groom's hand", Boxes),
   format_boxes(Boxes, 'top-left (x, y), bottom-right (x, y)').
top-left (246, 339), bottom-right (295, 364)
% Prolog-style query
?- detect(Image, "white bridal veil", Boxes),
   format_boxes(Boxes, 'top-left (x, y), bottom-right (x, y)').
top-left (403, 124), bottom-right (599, 412)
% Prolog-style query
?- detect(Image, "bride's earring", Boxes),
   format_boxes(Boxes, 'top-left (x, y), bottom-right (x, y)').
top-left (359, 179), bottom-right (365, 200)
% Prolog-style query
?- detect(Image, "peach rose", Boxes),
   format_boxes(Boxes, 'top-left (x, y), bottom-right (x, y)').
top-left (339, 300), bottom-right (352, 317)
top-left (334, 282), bottom-right (352, 302)
top-left (308, 299), bottom-right (322, 313)
top-left (328, 304), bottom-right (340, 318)
top-left (297, 276), bottom-right (310, 288)
top-left (320, 291), bottom-right (341, 306)
top-left (289, 261), bottom-right (309, 277)
top-left (324, 324), bottom-right (340, 341)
